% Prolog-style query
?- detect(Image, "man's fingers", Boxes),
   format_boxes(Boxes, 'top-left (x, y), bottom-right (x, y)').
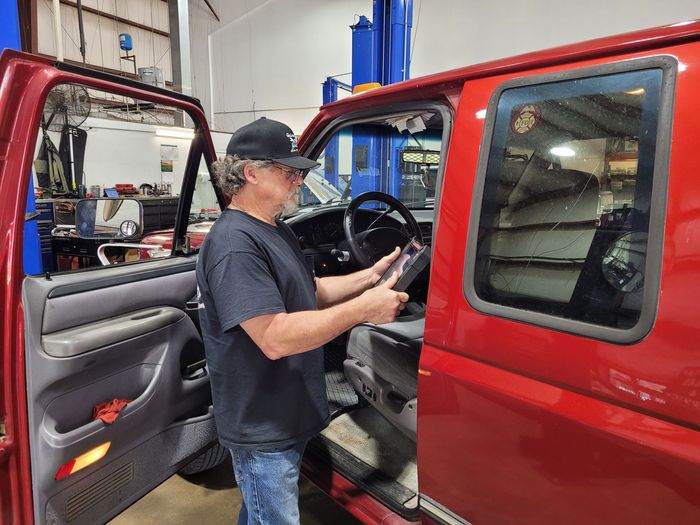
top-left (398, 292), bottom-right (409, 303)
top-left (382, 270), bottom-right (400, 288)
top-left (383, 246), bottom-right (400, 262)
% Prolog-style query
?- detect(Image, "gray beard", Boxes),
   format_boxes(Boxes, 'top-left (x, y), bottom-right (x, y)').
top-left (280, 188), bottom-right (300, 217)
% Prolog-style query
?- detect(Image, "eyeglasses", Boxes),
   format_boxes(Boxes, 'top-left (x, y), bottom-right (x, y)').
top-left (271, 163), bottom-right (304, 183)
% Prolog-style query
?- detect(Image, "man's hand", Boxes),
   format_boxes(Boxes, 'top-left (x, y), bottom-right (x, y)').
top-left (358, 271), bottom-right (409, 324)
top-left (370, 246), bottom-right (401, 286)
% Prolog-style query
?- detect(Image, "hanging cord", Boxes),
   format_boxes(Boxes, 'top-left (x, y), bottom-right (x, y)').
top-left (150, 1), bottom-right (156, 71)
top-left (410, 0), bottom-right (422, 64)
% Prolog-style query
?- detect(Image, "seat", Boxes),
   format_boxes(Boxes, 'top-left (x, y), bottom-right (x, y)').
top-left (344, 312), bottom-right (424, 441)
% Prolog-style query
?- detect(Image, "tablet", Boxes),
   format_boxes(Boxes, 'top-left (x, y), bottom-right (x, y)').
top-left (376, 238), bottom-right (430, 292)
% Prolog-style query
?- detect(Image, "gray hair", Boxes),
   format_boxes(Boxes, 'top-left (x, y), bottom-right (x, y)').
top-left (212, 154), bottom-right (273, 197)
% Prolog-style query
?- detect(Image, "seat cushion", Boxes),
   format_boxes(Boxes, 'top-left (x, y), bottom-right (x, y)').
top-left (346, 314), bottom-right (424, 399)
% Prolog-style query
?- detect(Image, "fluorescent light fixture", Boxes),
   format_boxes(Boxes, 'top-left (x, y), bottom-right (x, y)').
top-left (155, 128), bottom-right (195, 139)
top-left (550, 146), bottom-right (575, 157)
top-left (475, 109), bottom-right (487, 120)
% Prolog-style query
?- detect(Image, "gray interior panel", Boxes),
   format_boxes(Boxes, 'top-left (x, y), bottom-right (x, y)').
top-left (42, 307), bottom-right (186, 357)
top-left (23, 257), bottom-right (216, 525)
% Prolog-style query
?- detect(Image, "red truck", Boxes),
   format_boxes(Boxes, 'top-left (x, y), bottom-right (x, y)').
top-left (2, 18), bottom-right (700, 525)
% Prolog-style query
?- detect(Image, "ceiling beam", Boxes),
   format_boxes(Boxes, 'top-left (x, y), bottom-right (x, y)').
top-left (37, 52), bottom-right (173, 87)
top-left (59, 0), bottom-right (170, 38)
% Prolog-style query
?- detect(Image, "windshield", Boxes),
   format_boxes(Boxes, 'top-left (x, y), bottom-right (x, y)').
top-left (301, 112), bottom-right (443, 209)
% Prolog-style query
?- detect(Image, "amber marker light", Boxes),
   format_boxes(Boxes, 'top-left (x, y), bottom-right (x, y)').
top-left (55, 442), bottom-right (111, 480)
top-left (352, 82), bottom-right (381, 95)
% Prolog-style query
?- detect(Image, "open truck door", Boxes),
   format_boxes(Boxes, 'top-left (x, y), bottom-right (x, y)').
top-left (0, 50), bottom-right (223, 524)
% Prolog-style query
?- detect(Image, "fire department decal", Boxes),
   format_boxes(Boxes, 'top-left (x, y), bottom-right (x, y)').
top-left (511, 104), bottom-right (540, 134)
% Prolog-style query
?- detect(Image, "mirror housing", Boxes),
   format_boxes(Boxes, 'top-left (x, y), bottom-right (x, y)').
top-left (75, 198), bottom-right (143, 240)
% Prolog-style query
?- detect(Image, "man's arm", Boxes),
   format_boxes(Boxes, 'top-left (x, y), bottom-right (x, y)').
top-left (315, 247), bottom-right (400, 308)
top-left (242, 271), bottom-right (408, 360)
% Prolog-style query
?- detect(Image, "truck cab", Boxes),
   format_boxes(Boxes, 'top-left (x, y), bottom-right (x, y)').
top-left (1, 19), bottom-right (700, 525)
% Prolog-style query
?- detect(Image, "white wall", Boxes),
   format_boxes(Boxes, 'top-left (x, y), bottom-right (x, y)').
top-left (409, 0), bottom-right (700, 76)
top-left (190, 0), bottom-right (700, 137)
top-left (34, 117), bottom-right (193, 195)
top-left (191, 0), bottom-right (365, 135)
top-left (37, 0), bottom-right (172, 82)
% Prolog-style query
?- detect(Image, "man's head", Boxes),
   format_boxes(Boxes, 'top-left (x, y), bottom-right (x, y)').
top-left (213, 118), bottom-right (319, 215)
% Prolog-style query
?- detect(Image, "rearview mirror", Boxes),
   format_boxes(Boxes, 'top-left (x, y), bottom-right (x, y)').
top-left (75, 198), bottom-right (143, 240)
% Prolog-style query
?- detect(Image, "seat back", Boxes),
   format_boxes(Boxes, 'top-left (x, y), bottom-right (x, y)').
top-left (484, 166), bottom-right (600, 304)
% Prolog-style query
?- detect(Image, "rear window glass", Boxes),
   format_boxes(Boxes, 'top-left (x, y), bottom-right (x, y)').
top-left (472, 68), bottom-right (663, 330)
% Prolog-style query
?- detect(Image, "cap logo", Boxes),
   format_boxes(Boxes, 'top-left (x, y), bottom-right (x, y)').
top-left (286, 133), bottom-right (298, 153)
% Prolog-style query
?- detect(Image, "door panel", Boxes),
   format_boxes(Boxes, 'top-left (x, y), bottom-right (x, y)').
top-left (0, 50), bottom-right (220, 523)
top-left (23, 257), bottom-right (216, 524)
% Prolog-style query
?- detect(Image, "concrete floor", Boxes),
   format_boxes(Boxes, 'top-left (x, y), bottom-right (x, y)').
top-left (109, 457), bottom-right (361, 524)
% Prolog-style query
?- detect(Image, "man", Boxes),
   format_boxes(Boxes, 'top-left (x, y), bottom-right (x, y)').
top-left (196, 117), bottom-right (408, 525)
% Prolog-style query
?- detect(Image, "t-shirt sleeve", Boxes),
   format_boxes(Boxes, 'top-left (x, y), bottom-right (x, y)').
top-left (206, 250), bottom-right (286, 332)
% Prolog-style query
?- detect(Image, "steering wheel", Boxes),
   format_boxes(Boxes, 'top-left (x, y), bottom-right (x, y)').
top-left (343, 191), bottom-right (423, 268)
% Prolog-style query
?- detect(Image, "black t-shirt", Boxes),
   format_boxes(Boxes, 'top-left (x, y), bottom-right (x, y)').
top-left (196, 209), bottom-right (329, 449)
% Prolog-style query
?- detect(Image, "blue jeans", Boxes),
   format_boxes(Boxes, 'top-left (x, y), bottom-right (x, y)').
top-left (230, 441), bottom-right (307, 525)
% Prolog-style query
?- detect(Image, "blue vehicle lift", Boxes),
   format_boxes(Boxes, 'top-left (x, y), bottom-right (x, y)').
top-left (350, 1), bottom-right (413, 198)
top-left (320, 1), bottom-right (413, 201)
top-left (321, 77), bottom-right (353, 190)
top-left (1, 0), bottom-right (43, 274)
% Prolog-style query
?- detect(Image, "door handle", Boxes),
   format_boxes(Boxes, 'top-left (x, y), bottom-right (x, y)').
top-left (182, 359), bottom-right (207, 380)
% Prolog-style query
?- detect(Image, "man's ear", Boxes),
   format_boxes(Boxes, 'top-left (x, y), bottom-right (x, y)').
top-left (243, 162), bottom-right (259, 184)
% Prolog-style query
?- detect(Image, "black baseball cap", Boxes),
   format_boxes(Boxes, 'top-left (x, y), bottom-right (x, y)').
top-left (225, 117), bottom-right (320, 170)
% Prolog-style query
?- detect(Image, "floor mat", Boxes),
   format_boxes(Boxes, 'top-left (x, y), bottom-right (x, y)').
top-left (324, 342), bottom-right (358, 415)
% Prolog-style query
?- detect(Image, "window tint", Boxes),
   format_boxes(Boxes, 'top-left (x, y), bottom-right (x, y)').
top-left (32, 83), bottom-right (200, 273)
top-left (473, 69), bottom-right (663, 330)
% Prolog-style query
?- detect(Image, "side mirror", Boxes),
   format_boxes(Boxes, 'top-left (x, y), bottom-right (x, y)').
top-left (601, 231), bottom-right (647, 293)
top-left (75, 198), bottom-right (143, 240)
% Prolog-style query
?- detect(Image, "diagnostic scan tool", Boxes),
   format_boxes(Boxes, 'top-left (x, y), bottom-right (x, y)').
top-left (376, 238), bottom-right (430, 292)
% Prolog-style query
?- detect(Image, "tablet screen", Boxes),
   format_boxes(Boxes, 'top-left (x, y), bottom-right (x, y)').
top-left (377, 238), bottom-right (424, 286)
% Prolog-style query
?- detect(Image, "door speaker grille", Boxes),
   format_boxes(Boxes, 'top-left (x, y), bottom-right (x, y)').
top-left (66, 462), bottom-right (134, 522)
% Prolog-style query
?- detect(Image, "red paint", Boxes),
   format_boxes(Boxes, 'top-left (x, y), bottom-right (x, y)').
top-left (414, 42), bottom-right (700, 525)
top-left (301, 460), bottom-right (419, 525)
top-left (5, 17), bottom-right (700, 524)
top-left (301, 20), bottom-right (700, 525)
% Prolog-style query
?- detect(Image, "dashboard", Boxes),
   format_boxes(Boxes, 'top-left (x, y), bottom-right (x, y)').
top-left (285, 206), bottom-right (433, 278)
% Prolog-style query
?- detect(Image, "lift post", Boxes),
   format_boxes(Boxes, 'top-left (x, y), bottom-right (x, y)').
top-left (350, 0), bottom-right (413, 198)
top-left (321, 77), bottom-right (353, 190)
top-left (1, 0), bottom-right (43, 274)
